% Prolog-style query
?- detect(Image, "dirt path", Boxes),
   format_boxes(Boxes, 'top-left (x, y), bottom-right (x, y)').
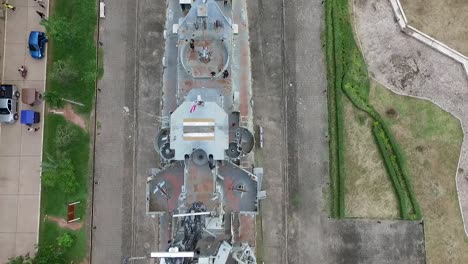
top-left (49, 104), bottom-right (87, 130)
top-left (46, 215), bottom-right (83, 231)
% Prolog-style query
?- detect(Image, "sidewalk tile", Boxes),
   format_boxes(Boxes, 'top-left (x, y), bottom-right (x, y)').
top-left (16, 195), bottom-right (39, 233)
top-left (4, 53), bottom-right (26, 81)
top-left (0, 233), bottom-right (16, 263)
top-left (0, 195), bottom-right (18, 232)
top-left (9, 0), bottom-right (30, 7)
top-left (4, 43), bottom-right (27, 58)
top-left (20, 119), bottom-right (42, 156)
top-left (19, 155), bottom-right (41, 194)
top-left (0, 122), bottom-right (22, 156)
top-left (15, 232), bottom-right (37, 257)
top-left (28, 8), bottom-right (47, 32)
top-left (24, 55), bottom-right (46, 81)
top-left (22, 80), bottom-right (45, 92)
top-left (5, 9), bottom-right (28, 44)
top-left (0, 156), bottom-right (20, 194)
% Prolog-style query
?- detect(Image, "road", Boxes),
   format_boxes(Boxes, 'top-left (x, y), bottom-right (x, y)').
top-left (92, 0), bottom-right (165, 262)
top-left (248, 0), bottom-right (426, 263)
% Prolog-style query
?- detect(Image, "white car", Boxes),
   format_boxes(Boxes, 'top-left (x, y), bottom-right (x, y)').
top-left (0, 85), bottom-right (20, 123)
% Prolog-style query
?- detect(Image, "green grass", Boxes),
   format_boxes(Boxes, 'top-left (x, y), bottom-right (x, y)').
top-left (325, 0), bottom-right (420, 219)
top-left (370, 81), bottom-right (466, 263)
top-left (40, 114), bottom-right (89, 261)
top-left (47, 0), bottom-right (97, 114)
top-left (97, 47), bottom-right (104, 80)
top-left (38, 0), bottom-right (97, 262)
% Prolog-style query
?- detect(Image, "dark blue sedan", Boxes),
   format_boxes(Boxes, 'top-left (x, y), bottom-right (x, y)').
top-left (28, 31), bottom-right (48, 59)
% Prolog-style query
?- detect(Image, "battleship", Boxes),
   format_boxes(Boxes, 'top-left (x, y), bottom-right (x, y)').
top-left (146, 0), bottom-right (266, 263)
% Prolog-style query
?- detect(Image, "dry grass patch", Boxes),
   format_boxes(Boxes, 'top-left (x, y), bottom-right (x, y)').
top-left (369, 80), bottom-right (467, 264)
top-left (343, 97), bottom-right (399, 218)
top-left (399, 0), bottom-right (468, 56)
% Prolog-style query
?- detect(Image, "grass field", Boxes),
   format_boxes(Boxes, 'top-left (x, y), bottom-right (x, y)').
top-left (369, 80), bottom-right (467, 263)
top-left (343, 96), bottom-right (399, 219)
top-left (40, 115), bottom-right (89, 262)
top-left (399, 0), bottom-right (468, 56)
top-left (326, 0), bottom-right (421, 219)
top-left (37, 0), bottom-right (97, 262)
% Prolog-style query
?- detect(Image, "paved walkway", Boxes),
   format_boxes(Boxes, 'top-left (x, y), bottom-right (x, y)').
top-left (0, 0), bottom-right (48, 262)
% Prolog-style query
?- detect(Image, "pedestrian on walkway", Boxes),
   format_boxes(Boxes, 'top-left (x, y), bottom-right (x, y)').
top-left (2, 2), bottom-right (16, 11)
top-left (189, 39), bottom-right (195, 51)
top-left (223, 69), bottom-right (229, 79)
top-left (27, 127), bottom-right (40, 132)
top-left (36, 11), bottom-right (46, 20)
top-left (18, 65), bottom-right (27, 79)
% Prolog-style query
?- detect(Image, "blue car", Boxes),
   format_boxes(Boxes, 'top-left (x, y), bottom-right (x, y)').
top-left (28, 31), bottom-right (48, 59)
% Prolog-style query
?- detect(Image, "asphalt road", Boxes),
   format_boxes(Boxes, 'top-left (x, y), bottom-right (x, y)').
top-left (92, 0), bottom-right (138, 262)
top-left (248, 0), bottom-right (426, 263)
top-left (93, 0), bottom-right (165, 262)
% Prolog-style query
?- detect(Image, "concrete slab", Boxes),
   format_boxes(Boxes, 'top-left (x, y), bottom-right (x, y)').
top-left (22, 80), bottom-right (45, 92)
top-left (20, 124), bottom-right (42, 155)
top-left (18, 156), bottom-right (41, 194)
top-left (16, 195), bottom-right (39, 233)
top-left (15, 232), bottom-right (37, 257)
top-left (0, 156), bottom-right (20, 194)
top-left (5, 9), bottom-right (28, 44)
top-left (0, 122), bottom-right (22, 156)
top-left (27, 9), bottom-right (47, 32)
top-left (3, 53), bottom-right (26, 82)
top-left (0, 195), bottom-right (18, 232)
top-left (4, 43), bottom-right (27, 58)
top-left (24, 55), bottom-right (46, 81)
top-left (0, 233), bottom-right (16, 263)
top-left (8, 0), bottom-right (30, 7)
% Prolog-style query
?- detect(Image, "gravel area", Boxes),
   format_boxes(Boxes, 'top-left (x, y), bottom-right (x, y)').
top-left (353, 0), bottom-right (468, 235)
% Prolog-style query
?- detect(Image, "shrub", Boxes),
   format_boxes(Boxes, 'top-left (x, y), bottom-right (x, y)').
top-left (57, 233), bottom-right (75, 249)
top-left (43, 91), bottom-right (64, 109)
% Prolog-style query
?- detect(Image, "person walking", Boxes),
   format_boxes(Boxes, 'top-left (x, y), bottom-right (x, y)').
top-left (2, 2), bottom-right (16, 11)
top-left (36, 11), bottom-right (46, 20)
top-left (27, 127), bottom-right (40, 132)
top-left (18, 65), bottom-right (27, 79)
top-left (34, 0), bottom-right (46, 9)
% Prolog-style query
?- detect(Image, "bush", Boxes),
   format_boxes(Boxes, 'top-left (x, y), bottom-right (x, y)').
top-left (43, 91), bottom-right (64, 109)
top-left (34, 244), bottom-right (66, 264)
top-left (57, 233), bottom-right (75, 249)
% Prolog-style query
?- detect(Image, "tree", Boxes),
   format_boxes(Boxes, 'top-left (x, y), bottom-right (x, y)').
top-left (41, 154), bottom-right (78, 194)
top-left (43, 90), bottom-right (64, 109)
top-left (49, 59), bottom-right (79, 85)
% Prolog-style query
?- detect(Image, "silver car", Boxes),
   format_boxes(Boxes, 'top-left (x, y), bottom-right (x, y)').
top-left (0, 85), bottom-right (20, 123)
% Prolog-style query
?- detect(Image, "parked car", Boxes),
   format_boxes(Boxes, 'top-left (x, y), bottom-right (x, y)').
top-left (28, 31), bottom-right (48, 59)
top-left (0, 85), bottom-right (19, 123)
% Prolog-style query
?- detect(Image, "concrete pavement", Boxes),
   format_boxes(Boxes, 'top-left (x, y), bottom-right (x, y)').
top-left (0, 0), bottom-right (47, 262)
